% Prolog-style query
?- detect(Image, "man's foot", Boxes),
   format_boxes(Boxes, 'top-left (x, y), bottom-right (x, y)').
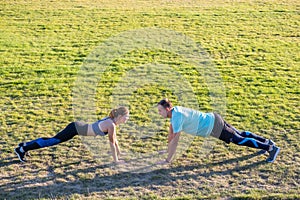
top-left (266, 146), bottom-right (280, 163)
top-left (14, 147), bottom-right (26, 162)
top-left (257, 139), bottom-right (275, 155)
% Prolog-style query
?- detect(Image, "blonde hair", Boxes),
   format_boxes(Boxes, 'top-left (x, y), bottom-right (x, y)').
top-left (109, 106), bottom-right (129, 119)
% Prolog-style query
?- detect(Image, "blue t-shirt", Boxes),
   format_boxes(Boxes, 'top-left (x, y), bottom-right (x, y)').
top-left (171, 106), bottom-right (215, 137)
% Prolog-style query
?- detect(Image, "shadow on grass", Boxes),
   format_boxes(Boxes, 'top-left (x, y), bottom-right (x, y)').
top-left (0, 156), bottom-right (20, 167)
top-left (0, 152), bottom-right (266, 199)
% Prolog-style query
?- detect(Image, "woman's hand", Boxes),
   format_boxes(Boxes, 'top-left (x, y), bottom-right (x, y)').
top-left (117, 152), bottom-right (127, 160)
top-left (115, 159), bottom-right (126, 165)
top-left (118, 152), bottom-right (127, 156)
top-left (156, 159), bottom-right (170, 165)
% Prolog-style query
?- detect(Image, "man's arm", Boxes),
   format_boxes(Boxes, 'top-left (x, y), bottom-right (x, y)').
top-left (168, 124), bottom-right (175, 143)
top-left (157, 124), bottom-right (181, 164)
top-left (166, 124), bottom-right (181, 162)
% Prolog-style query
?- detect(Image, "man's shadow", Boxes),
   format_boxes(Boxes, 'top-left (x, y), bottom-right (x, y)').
top-left (0, 152), bottom-right (266, 199)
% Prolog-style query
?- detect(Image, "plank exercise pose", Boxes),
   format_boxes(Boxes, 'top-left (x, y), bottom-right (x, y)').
top-left (156, 99), bottom-right (280, 164)
top-left (15, 107), bottom-right (129, 164)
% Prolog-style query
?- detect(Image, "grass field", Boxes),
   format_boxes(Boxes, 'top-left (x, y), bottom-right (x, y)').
top-left (0, 0), bottom-right (299, 199)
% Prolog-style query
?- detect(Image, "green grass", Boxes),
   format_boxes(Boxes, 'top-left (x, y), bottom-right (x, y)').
top-left (0, 0), bottom-right (299, 199)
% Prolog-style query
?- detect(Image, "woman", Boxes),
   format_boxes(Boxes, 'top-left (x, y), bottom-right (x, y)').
top-left (156, 98), bottom-right (280, 164)
top-left (15, 106), bottom-right (129, 164)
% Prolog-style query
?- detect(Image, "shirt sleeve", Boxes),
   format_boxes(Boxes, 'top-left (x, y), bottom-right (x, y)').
top-left (171, 111), bottom-right (183, 134)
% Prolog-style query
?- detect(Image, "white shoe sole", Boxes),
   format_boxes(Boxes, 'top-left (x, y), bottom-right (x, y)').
top-left (14, 148), bottom-right (26, 163)
top-left (267, 147), bottom-right (280, 163)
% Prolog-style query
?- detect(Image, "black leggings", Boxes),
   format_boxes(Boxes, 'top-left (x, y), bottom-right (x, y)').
top-left (23, 122), bottom-right (88, 152)
top-left (219, 122), bottom-right (270, 151)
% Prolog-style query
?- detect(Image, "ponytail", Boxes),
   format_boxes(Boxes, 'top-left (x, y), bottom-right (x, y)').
top-left (109, 106), bottom-right (129, 119)
top-left (109, 109), bottom-right (117, 119)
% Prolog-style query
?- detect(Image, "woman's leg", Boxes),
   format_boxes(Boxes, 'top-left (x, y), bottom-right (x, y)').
top-left (15, 122), bottom-right (80, 162)
top-left (23, 122), bottom-right (79, 152)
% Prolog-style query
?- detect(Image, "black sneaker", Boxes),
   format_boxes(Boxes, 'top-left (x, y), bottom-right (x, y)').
top-left (266, 146), bottom-right (280, 163)
top-left (18, 142), bottom-right (25, 147)
top-left (14, 147), bottom-right (26, 162)
top-left (257, 139), bottom-right (275, 155)
top-left (18, 142), bottom-right (31, 156)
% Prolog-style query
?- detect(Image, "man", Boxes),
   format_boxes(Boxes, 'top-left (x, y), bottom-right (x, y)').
top-left (156, 98), bottom-right (280, 164)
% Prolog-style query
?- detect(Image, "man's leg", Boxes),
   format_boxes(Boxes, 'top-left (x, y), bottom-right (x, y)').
top-left (219, 121), bottom-right (280, 163)
top-left (237, 130), bottom-right (275, 154)
top-left (231, 133), bottom-right (270, 151)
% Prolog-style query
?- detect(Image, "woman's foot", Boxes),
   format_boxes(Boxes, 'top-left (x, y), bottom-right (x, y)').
top-left (14, 147), bottom-right (26, 162)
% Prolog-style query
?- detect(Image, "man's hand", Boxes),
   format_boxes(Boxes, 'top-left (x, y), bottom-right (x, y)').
top-left (157, 150), bottom-right (167, 155)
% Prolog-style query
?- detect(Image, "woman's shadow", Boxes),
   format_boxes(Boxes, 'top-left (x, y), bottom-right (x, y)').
top-left (0, 151), bottom-right (266, 199)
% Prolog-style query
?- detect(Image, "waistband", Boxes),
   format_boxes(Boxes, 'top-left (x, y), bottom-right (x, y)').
top-left (210, 113), bottom-right (224, 138)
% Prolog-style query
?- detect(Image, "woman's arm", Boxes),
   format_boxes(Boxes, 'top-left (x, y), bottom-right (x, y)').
top-left (108, 124), bottom-right (120, 163)
top-left (115, 139), bottom-right (121, 157)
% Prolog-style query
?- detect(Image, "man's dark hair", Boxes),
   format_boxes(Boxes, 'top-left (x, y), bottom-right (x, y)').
top-left (157, 98), bottom-right (172, 108)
